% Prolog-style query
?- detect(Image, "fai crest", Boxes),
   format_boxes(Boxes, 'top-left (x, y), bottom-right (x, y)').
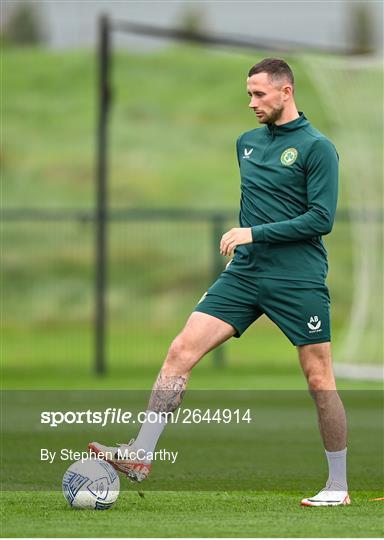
top-left (280, 147), bottom-right (298, 166)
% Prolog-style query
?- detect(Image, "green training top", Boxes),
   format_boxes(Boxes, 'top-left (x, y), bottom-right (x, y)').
top-left (232, 112), bottom-right (338, 283)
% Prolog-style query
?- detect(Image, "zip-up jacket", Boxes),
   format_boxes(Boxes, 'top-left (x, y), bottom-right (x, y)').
top-left (231, 112), bottom-right (339, 283)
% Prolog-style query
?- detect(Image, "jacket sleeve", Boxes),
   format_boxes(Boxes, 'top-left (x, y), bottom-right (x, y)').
top-left (236, 135), bottom-right (242, 166)
top-left (251, 138), bottom-right (339, 243)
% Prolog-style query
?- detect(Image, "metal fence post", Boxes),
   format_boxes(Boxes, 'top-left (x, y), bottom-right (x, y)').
top-left (95, 14), bottom-right (111, 375)
top-left (212, 215), bottom-right (226, 367)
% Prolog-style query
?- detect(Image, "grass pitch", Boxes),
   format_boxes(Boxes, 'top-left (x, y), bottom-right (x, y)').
top-left (2, 46), bottom-right (383, 537)
top-left (1, 491), bottom-right (383, 538)
top-left (2, 390), bottom-right (383, 537)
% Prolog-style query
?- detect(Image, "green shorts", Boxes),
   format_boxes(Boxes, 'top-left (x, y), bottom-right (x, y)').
top-left (194, 271), bottom-right (331, 346)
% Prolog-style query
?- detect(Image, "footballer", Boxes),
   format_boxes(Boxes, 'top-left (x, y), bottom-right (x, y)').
top-left (89, 58), bottom-right (349, 507)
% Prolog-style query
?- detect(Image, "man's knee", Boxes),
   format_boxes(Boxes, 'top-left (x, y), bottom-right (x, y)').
top-left (298, 342), bottom-right (336, 391)
top-left (307, 374), bottom-right (328, 392)
top-left (164, 334), bottom-right (198, 373)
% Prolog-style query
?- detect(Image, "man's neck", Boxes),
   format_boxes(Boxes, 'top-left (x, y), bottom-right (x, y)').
top-left (274, 105), bottom-right (300, 126)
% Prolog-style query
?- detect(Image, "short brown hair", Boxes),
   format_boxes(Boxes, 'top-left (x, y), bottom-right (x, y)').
top-left (248, 58), bottom-right (294, 86)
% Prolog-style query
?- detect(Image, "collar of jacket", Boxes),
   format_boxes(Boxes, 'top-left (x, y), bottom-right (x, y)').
top-left (265, 111), bottom-right (309, 137)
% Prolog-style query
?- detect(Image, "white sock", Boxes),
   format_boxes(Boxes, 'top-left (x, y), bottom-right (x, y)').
top-left (133, 410), bottom-right (167, 456)
top-left (325, 448), bottom-right (348, 491)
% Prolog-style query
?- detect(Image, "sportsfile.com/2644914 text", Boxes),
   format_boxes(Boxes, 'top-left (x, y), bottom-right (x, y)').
top-left (40, 408), bottom-right (253, 427)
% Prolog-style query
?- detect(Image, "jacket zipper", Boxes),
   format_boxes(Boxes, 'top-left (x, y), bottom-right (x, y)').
top-left (261, 125), bottom-right (275, 162)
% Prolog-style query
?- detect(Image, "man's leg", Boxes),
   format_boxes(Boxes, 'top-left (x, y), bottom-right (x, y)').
top-left (147, 310), bottom-right (235, 412)
top-left (298, 342), bottom-right (350, 506)
top-left (132, 311), bottom-right (236, 459)
top-left (89, 311), bottom-right (235, 480)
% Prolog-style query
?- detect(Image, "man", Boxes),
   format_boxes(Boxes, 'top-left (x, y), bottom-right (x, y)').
top-left (89, 58), bottom-right (349, 507)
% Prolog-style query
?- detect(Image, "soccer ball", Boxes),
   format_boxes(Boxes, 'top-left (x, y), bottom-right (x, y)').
top-left (62, 459), bottom-right (120, 509)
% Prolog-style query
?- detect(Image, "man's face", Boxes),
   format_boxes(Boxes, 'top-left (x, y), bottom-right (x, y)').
top-left (247, 72), bottom-right (290, 124)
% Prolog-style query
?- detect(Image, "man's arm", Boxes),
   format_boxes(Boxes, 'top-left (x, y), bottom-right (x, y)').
top-left (220, 138), bottom-right (338, 256)
top-left (251, 138), bottom-right (339, 243)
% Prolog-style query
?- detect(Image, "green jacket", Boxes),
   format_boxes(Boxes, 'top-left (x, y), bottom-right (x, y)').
top-left (234, 112), bottom-right (338, 283)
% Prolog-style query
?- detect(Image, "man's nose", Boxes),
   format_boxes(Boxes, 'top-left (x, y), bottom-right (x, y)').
top-left (249, 98), bottom-right (258, 109)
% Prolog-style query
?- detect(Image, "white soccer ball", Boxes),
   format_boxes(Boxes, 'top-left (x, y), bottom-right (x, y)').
top-left (62, 459), bottom-right (120, 509)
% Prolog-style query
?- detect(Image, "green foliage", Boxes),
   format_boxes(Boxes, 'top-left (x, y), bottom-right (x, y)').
top-left (348, 3), bottom-right (376, 54)
top-left (177, 5), bottom-right (207, 35)
top-left (3, 2), bottom-right (44, 46)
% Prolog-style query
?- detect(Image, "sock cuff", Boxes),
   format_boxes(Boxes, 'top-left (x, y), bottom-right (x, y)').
top-left (325, 447), bottom-right (347, 459)
top-left (145, 410), bottom-right (168, 424)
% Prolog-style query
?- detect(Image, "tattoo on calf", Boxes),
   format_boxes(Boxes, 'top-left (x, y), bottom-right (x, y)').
top-left (148, 371), bottom-right (187, 413)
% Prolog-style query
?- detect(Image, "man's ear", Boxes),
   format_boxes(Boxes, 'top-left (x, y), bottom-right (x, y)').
top-left (282, 84), bottom-right (294, 100)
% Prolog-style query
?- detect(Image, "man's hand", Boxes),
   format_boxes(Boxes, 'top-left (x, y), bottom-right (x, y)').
top-left (220, 227), bottom-right (252, 256)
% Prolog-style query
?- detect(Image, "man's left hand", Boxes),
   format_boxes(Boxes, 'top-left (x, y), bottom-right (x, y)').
top-left (220, 227), bottom-right (252, 256)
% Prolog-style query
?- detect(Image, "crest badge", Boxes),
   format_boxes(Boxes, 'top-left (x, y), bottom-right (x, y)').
top-left (280, 147), bottom-right (298, 166)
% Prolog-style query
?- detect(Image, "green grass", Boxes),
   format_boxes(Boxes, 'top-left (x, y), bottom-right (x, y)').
top-left (3, 46), bottom-right (382, 367)
top-left (3, 323), bottom-right (382, 390)
top-left (0, 47), bottom-right (357, 327)
top-left (2, 46), bottom-right (383, 538)
top-left (2, 46), bottom-right (333, 208)
top-left (2, 347), bottom-right (381, 538)
top-left (3, 46), bottom-right (382, 372)
top-left (2, 491), bottom-right (383, 538)
top-left (2, 390), bottom-right (383, 537)
top-left (3, 389), bottom-right (382, 487)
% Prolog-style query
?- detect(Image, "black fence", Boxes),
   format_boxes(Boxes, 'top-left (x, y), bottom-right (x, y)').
top-left (3, 17), bottom-right (376, 375)
top-left (3, 205), bottom-right (382, 375)
top-left (93, 16), bottom-right (362, 375)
